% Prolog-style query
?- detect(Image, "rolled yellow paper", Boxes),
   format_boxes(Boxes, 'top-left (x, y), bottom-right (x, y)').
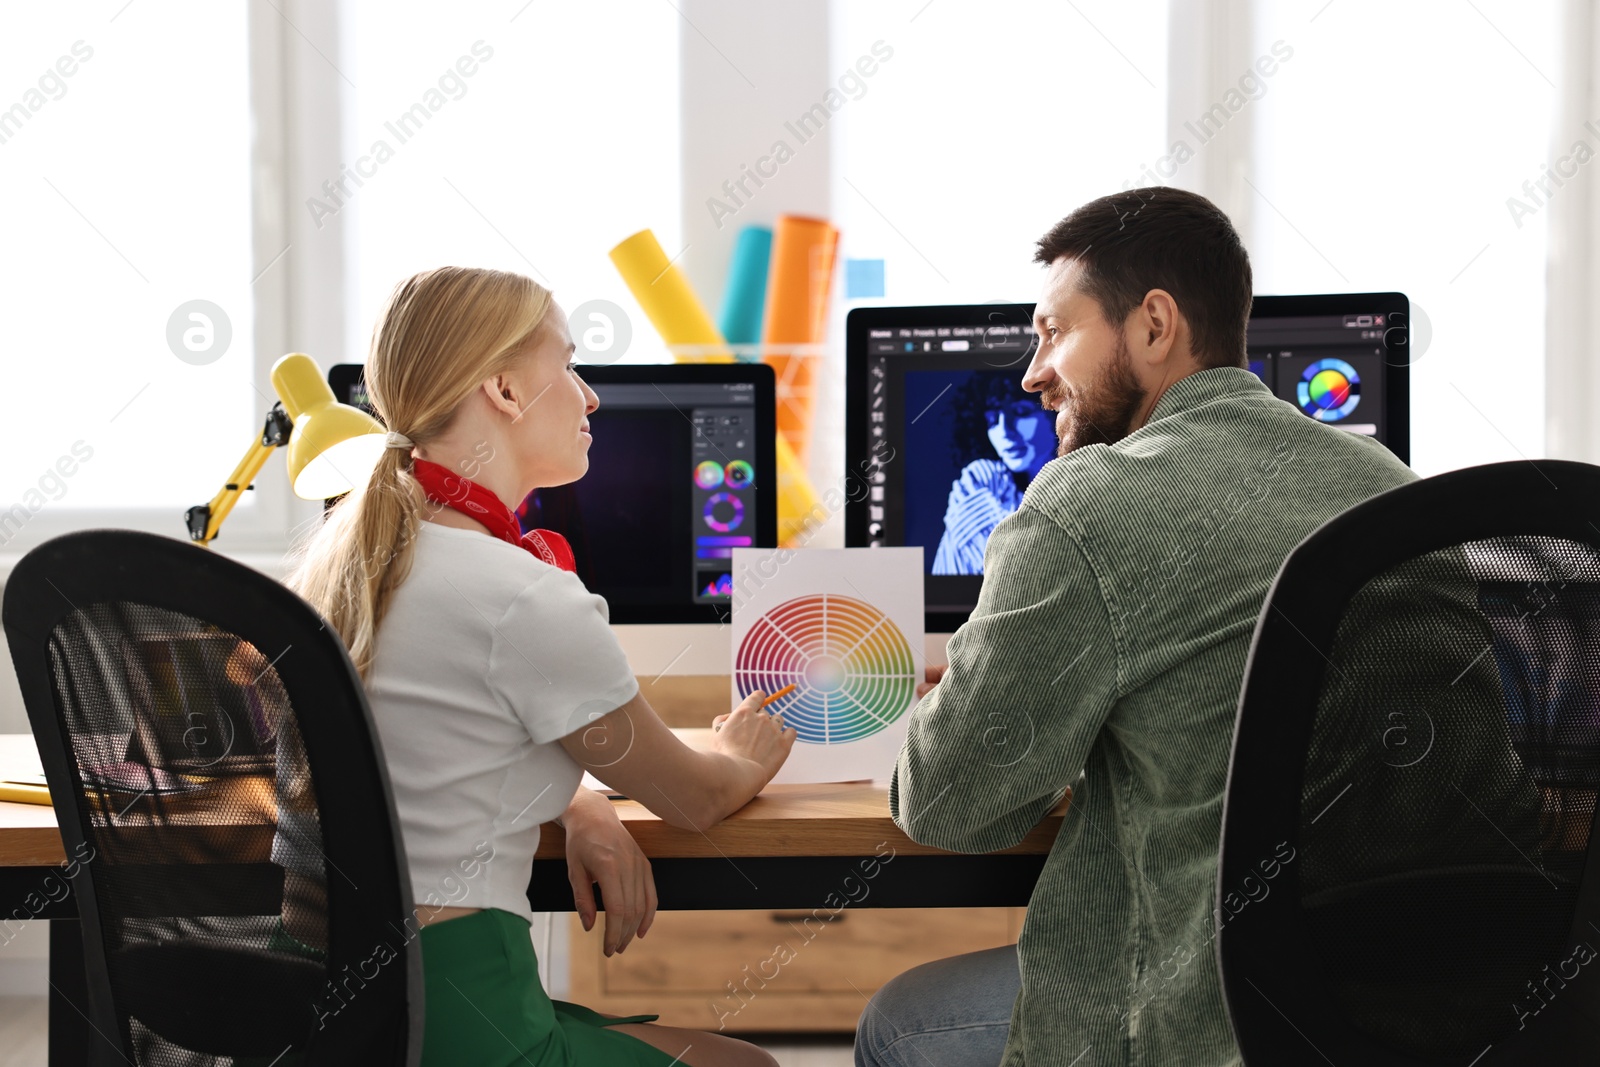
top-left (609, 228), bottom-right (822, 545)
top-left (775, 435), bottom-right (824, 546)
top-left (609, 229), bottom-right (734, 363)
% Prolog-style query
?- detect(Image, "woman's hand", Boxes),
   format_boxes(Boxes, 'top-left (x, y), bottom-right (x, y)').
top-left (917, 663), bottom-right (948, 700)
top-left (559, 787), bottom-right (656, 956)
top-left (710, 690), bottom-right (797, 794)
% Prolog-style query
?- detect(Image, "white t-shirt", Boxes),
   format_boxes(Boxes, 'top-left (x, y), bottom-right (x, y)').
top-left (364, 520), bottom-right (639, 926)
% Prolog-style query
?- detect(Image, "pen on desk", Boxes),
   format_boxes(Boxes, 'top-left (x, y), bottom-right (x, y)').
top-left (761, 683), bottom-right (797, 707)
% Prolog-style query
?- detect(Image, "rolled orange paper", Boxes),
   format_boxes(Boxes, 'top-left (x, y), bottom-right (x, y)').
top-left (761, 215), bottom-right (839, 467)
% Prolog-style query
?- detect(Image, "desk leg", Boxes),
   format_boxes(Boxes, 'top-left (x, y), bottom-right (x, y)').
top-left (48, 919), bottom-right (88, 1067)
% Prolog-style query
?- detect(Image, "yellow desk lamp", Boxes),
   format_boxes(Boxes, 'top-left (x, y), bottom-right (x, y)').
top-left (185, 353), bottom-right (387, 545)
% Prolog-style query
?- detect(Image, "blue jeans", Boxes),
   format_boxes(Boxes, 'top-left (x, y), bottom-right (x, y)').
top-left (855, 944), bottom-right (1020, 1067)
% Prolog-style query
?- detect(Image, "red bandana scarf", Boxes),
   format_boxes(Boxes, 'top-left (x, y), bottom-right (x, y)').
top-left (411, 458), bottom-right (576, 573)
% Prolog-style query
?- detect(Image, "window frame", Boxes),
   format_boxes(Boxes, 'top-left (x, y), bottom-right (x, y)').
top-left (0, 0), bottom-right (334, 560)
top-left (2, 0), bottom-right (1580, 566)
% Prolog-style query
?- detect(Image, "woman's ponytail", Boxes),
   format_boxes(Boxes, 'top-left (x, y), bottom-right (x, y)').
top-left (286, 267), bottom-right (552, 680)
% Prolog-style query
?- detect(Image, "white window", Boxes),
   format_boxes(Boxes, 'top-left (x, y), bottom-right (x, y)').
top-left (339, 1), bottom-right (682, 366)
top-left (0, 3), bottom-right (256, 540)
top-left (832, 0), bottom-right (1170, 304)
top-left (1248, 0), bottom-right (1557, 476)
top-left (0, 0), bottom-right (1564, 558)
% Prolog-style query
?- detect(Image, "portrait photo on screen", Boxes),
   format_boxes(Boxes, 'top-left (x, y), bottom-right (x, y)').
top-left (902, 370), bottom-right (1054, 576)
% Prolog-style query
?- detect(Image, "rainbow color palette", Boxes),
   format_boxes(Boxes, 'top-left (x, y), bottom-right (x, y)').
top-left (734, 593), bottom-right (917, 744)
top-left (1297, 358), bottom-right (1361, 422)
top-left (694, 460), bottom-right (724, 489)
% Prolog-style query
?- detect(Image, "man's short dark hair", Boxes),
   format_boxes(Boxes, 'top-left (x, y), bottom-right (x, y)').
top-left (1034, 187), bottom-right (1252, 370)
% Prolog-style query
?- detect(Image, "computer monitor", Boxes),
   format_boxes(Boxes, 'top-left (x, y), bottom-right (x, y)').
top-left (845, 294), bottom-right (1412, 631)
top-left (327, 362), bottom-right (777, 623)
top-left (1246, 292), bottom-right (1410, 463)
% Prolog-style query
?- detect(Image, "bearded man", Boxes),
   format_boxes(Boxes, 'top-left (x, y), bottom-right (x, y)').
top-left (855, 187), bottom-right (1416, 1067)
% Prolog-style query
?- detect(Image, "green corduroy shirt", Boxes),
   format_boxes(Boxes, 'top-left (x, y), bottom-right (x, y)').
top-left (890, 366), bottom-right (1417, 1067)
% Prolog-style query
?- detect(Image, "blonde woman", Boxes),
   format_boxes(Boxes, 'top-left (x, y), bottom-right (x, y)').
top-left (289, 266), bottom-right (795, 1067)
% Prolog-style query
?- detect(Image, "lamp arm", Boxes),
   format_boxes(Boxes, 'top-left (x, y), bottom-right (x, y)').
top-left (185, 403), bottom-right (294, 546)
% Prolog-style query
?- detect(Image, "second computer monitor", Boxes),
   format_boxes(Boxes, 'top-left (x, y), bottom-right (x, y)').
top-left (846, 295), bottom-right (1412, 631)
top-left (846, 304), bottom-right (1041, 631)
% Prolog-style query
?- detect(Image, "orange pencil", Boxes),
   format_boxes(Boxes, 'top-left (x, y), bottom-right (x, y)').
top-left (761, 683), bottom-right (798, 707)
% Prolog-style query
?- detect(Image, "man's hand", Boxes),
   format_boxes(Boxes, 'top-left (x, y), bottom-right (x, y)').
top-left (917, 663), bottom-right (948, 701)
top-left (560, 787), bottom-right (656, 956)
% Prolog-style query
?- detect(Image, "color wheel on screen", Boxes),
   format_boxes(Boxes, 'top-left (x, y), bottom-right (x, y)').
top-left (734, 594), bottom-right (917, 745)
top-left (694, 461), bottom-right (724, 489)
top-left (1297, 358), bottom-right (1361, 422)
top-left (704, 492), bottom-right (744, 533)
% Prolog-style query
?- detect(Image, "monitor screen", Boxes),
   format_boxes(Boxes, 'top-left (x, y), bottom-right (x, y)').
top-left (328, 362), bottom-right (777, 623)
top-left (848, 304), bottom-right (1040, 630)
top-left (1245, 293), bottom-right (1410, 463)
top-left (846, 295), bottom-right (1411, 630)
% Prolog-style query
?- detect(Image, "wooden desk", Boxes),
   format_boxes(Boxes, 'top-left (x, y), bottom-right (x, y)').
top-left (0, 728), bottom-right (1069, 1054)
top-left (538, 779), bottom-right (1068, 860)
top-left (0, 778), bottom-right (1069, 913)
top-left (0, 725), bottom-right (1069, 912)
top-left (532, 728), bottom-right (1070, 910)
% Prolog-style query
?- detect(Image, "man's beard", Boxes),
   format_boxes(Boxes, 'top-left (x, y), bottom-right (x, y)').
top-left (1042, 336), bottom-right (1148, 456)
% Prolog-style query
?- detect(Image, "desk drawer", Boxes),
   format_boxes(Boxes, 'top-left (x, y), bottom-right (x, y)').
top-left (569, 907), bottom-right (1023, 1032)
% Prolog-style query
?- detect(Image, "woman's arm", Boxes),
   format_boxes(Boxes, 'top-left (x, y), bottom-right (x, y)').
top-left (559, 787), bottom-right (656, 955)
top-left (557, 688), bottom-right (794, 830)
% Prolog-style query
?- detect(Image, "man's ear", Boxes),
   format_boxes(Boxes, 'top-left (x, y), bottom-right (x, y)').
top-left (1135, 289), bottom-right (1182, 364)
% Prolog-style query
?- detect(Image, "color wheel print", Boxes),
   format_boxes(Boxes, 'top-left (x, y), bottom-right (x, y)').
top-left (1297, 358), bottom-right (1361, 422)
top-left (735, 594), bottom-right (917, 744)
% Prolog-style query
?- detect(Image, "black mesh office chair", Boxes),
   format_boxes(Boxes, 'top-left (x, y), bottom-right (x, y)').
top-left (1218, 459), bottom-right (1600, 1065)
top-left (2, 530), bottom-right (421, 1066)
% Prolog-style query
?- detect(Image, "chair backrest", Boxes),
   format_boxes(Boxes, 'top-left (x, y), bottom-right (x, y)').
top-left (2, 530), bottom-right (422, 1066)
top-left (1218, 460), bottom-right (1600, 1067)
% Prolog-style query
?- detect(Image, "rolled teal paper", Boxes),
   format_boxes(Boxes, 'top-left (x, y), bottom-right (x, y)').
top-left (719, 225), bottom-right (773, 346)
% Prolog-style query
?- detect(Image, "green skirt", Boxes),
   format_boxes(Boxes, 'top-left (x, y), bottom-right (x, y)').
top-left (419, 907), bottom-right (682, 1067)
